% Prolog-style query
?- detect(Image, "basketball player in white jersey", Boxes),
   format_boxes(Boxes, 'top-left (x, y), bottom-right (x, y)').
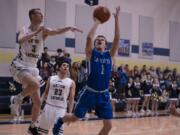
top-left (38, 60), bottom-right (75, 135)
top-left (9, 8), bottom-right (82, 135)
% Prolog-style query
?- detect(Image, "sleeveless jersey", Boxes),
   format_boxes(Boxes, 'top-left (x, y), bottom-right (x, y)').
top-left (16, 27), bottom-right (44, 67)
top-left (46, 75), bottom-right (73, 109)
top-left (87, 49), bottom-right (112, 90)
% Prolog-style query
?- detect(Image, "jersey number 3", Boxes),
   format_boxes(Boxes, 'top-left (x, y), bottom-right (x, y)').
top-left (32, 45), bottom-right (37, 53)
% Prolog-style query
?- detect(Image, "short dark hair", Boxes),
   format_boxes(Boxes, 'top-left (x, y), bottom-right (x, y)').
top-left (29, 8), bottom-right (41, 21)
top-left (94, 35), bottom-right (108, 45)
top-left (44, 47), bottom-right (48, 50)
top-left (57, 60), bottom-right (71, 68)
top-left (57, 48), bottom-right (63, 53)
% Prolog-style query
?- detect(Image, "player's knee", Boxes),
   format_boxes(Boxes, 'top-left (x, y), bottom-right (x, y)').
top-left (33, 100), bottom-right (41, 109)
top-left (35, 96), bottom-right (41, 105)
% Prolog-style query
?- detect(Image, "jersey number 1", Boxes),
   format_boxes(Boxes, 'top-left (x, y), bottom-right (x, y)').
top-left (101, 64), bottom-right (104, 75)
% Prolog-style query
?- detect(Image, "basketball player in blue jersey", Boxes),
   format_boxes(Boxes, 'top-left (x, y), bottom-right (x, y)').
top-left (52, 6), bottom-right (120, 135)
top-left (9, 8), bottom-right (82, 135)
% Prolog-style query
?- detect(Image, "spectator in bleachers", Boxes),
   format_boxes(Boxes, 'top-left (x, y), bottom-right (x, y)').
top-left (55, 48), bottom-right (65, 64)
top-left (141, 65), bottom-right (147, 73)
top-left (109, 78), bottom-right (117, 116)
top-left (41, 47), bottom-right (50, 63)
top-left (39, 62), bottom-right (51, 81)
top-left (125, 77), bottom-right (134, 117)
top-left (165, 75), bottom-right (173, 90)
top-left (49, 56), bottom-right (57, 75)
top-left (37, 47), bottom-right (51, 70)
top-left (131, 65), bottom-right (141, 79)
top-left (141, 70), bottom-right (147, 82)
top-left (70, 62), bottom-right (80, 100)
top-left (117, 66), bottom-right (128, 99)
top-left (140, 73), bottom-right (153, 115)
top-left (70, 62), bottom-right (80, 82)
top-left (168, 80), bottom-right (179, 109)
top-left (37, 58), bottom-right (43, 70)
top-left (156, 66), bottom-right (162, 78)
top-left (159, 74), bottom-right (168, 103)
top-left (177, 78), bottom-right (180, 108)
top-left (151, 77), bottom-right (162, 116)
top-left (78, 60), bottom-right (88, 90)
top-left (176, 75), bottom-right (180, 90)
top-left (149, 66), bottom-right (157, 78)
top-left (111, 66), bottom-right (119, 92)
top-left (164, 66), bottom-right (171, 74)
top-left (131, 76), bottom-right (141, 117)
top-left (124, 64), bottom-right (130, 76)
top-left (172, 68), bottom-right (178, 80)
top-left (64, 52), bottom-right (72, 64)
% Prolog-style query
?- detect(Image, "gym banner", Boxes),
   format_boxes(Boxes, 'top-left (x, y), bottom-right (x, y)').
top-left (140, 42), bottom-right (154, 59)
top-left (118, 39), bottom-right (130, 57)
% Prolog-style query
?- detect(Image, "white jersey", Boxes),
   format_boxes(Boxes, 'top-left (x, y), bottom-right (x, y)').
top-left (46, 75), bottom-right (73, 109)
top-left (15, 27), bottom-right (44, 67)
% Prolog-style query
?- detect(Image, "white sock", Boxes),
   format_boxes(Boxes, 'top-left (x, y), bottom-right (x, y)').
top-left (30, 122), bottom-right (36, 128)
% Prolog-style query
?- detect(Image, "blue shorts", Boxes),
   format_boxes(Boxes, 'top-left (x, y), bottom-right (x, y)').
top-left (74, 89), bottom-right (113, 119)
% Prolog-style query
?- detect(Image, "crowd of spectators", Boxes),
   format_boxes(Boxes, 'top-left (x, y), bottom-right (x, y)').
top-left (37, 47), bottom-right (72, 81)
top-left (110, 64), bottom-right (180, 117)
top-left (37, 47), bottom-right (180, 117)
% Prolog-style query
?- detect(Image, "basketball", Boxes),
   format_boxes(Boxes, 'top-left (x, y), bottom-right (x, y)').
top-left (93, 6), bottom-right (111, 23)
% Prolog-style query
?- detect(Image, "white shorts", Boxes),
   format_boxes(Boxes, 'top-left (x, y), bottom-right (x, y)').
top-left (10, 60), bottom-right (43, 85)
top-left (38, 104), bottom-right (66, 135)
top-left (144, 94), bottom-right (151, 97)
top-left (131, 98), bottom-right (140, 100)
top-left (169, 98), bottom-right (178, 101)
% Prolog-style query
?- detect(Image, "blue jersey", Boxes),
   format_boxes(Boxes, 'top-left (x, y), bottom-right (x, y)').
top-left (87, 49), bottom-right (112, 91)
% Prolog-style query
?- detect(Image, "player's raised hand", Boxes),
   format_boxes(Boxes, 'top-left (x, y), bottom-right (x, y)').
top-left (113, 6), bottom-right (120, 19)
top-left (93, 17), bottom-right (101, 25)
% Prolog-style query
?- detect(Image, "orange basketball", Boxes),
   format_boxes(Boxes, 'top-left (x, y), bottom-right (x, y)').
top-left (93, 6), bottom-right (111, 23)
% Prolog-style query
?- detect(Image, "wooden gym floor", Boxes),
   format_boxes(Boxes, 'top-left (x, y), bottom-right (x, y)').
top-left (0, 114), bottom-right (180, 135)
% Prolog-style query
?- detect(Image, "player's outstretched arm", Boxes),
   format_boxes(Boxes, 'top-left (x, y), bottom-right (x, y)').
top-left (18, 26), bottom-right (44, 44)
top-left (43, 26), bottom-right (83, 38)
top-left (110, 6), bottom-right (120, 57)
top-left (68, 81), bottom-right (76, 113)
top-left (85, 19), bottom-right (100, 59)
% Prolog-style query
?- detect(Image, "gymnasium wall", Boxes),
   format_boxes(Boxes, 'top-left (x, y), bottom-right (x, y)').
top-left (0, 0), bottom-right (180, 76)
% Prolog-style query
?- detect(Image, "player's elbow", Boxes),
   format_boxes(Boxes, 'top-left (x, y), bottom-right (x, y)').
top-left (18, 39), bottom-right (24, 44)
top-left (87, 36), bottom-right (93, 42)
top-left (113, 37), bottom-right (120, 43)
